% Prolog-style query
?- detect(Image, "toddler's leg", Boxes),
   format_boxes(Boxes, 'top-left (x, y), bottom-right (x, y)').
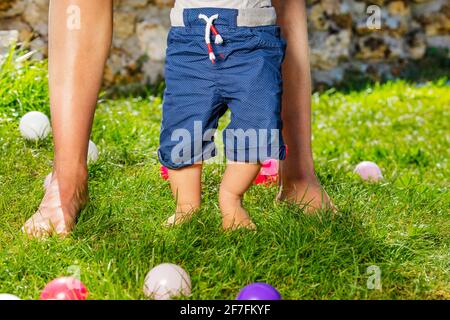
top-left (166, 164), bottom-right (202, 226)
top-left (219, 162), bottom-right (261, 230)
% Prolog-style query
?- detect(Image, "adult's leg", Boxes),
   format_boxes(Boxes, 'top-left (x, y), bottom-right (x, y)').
top-left (273, 0), bottom-right (335, 213)
top-left (23, 0), bottom-right (113, 237)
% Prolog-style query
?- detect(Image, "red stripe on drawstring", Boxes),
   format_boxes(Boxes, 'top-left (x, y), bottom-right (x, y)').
top-left (198, 13), bottom-right (223, 64)
top-left (211, 25), bottom-right (219, 36)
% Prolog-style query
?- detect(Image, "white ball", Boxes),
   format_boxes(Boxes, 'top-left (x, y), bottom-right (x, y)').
top-left (19, 111), bottom-right (51, 141)
top-left (0, 293), bottom-right (21, 300)
top-left (43, 172), bottom-right (52, 189)
top-left (143, 263), bottom-right (191, 300)
top-left (87, 140), bottom-right (99, 162)
top-left (354, 161), bottom-right (383, 182)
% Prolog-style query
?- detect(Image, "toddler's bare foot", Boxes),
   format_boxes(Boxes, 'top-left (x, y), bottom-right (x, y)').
top-left (165, 204), bottom-right (200, 227)
top-left (22, 171), bottom-right (88, 238)
top-left (219, 189), bottom-right (256, 231)
top-left (221, 206), bottom-right (256, 231)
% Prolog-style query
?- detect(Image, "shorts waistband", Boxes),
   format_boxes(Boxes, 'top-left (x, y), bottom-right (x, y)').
top-left (170, 7), bottom-right (277, 27)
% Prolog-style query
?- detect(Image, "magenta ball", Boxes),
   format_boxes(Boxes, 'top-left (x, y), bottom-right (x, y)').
top-left (236, 283), bottom-right (282, 300)
top-left (40, 277), bottom-right (88, 300)
top-left (260, 159), bottom-right (278, 176)
top-left (160, 166), bottom-right (169, 180)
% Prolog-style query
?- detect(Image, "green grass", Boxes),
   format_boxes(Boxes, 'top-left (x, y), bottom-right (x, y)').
top-left (0, 53), bottom-right (449, 300)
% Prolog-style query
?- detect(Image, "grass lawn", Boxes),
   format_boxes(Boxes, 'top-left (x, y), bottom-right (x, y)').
top-left (0, 54), bottom-right (449, 300)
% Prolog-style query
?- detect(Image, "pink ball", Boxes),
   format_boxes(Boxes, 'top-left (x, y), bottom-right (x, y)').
top-left (254, 173), bottom-right (268, 185)
top-left (160, 166), bottom-right (169, 180)
top-left (40, 277), bottom-right (88, 300)
top-left (143, 263), bottom-right (191, 300)
top-left (254, 160), bottom-right (279, 185)
top-left (354, 161), bottom-right (383, 182)
top-left (260, 159), bottom-right (278, 176)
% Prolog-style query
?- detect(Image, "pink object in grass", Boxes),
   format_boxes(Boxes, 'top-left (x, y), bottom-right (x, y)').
top-left (254, 173), bottom-right (268, 185)
top-left (354, 161), bottom-right (383, 182)
top-left (40, 277), bottom-right (88, 300)
top-left (254, 159), bottom-right (279, 185)
top-left (260, 159), bottom-right (278, 176)
top-left (160, 166), bottom-right (169, 180)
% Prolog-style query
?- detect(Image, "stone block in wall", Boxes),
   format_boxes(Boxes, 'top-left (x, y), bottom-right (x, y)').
top-left (340, 0), bottom-right (368, 22)
top-left (0, 17), bottom-right (33, 43)
top-left (105, 48), bottom-right (144, 85)
top-left (29, 36), bottom-right (47, 60)
top-left (23, 0), bottom-right (49, 37)
top-left (313, 66), bottom-right (345, 86)
top-left (309, 0), bottom-right (353, 32)
top-left (356, 35), bottom-right (408, 62)
top-left (136, 21), bottom-right (168, 62)
top-left (354, 35), bottom-right (389, 60)
top-left (412, 0), bottom-right (450, 36)
top-left (0, 29), bottom-right (18, 48)
top-left (0, 29), bottom-right (19, 63)
top-left (154, 0), bottom-right (175, 9)
top-left (0, 0), bottom-right (26, 19)
top-left (107, 36), bottom-right (143, 85)
top-left (135, 6), bottom-right (172, 28)
top-left (310, 29), bottom-right (352, 70)
top-left (405, 29), bottom-right (427, 60)
top-left (115, 0), bottom-right (150, 10)
top-left (354, 0), bottom-right (411, 37)
top-left (411, 0), bottom-right (446, 17)
top-left (141, 59), bottom-right (165, 83)
top-left (108, 4), bottom-right (171, 86)
top-left (114, 11), bottom-right (137, 39)
top-left (388, 1), bottom-right (410, 16)
top-left (416, 12), bottom-right (450, 36)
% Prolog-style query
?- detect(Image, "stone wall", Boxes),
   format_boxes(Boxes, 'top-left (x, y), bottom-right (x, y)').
top-left (0, 0), bottom-right (449, 87)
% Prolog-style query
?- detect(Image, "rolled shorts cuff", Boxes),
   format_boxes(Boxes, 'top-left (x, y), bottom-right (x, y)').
top-left (225, 144), bottom-right (287, 163)
top-left (158, 147), bottom-right (217, 170)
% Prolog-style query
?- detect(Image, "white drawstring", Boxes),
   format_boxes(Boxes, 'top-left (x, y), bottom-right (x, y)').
top-left (198, 14), bottom-right (224, 64)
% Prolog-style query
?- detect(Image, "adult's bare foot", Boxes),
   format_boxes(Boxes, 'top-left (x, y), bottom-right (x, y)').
top-left (22, 169), bottom-right (88, 238)
top-left (277, 177), bottom-right (337, 214)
